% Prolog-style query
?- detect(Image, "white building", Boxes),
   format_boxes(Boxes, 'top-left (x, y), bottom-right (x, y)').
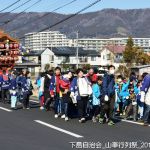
top-left (41, 47), bottom-right (101, 70)
top-left (18, 47), bottom-right (100, 71)
top-left (74, 37), bottom-right (150, 52)
top-left (25, 30), bottom-right (150, 53)
top-left (100, 45), bottom-right (125, 66)
top-left (131, 65), bottom-right (150, 75)
top-left (25, 31), bottom-right (73, 51)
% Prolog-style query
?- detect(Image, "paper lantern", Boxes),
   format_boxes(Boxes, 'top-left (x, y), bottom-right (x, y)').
top-left (9, 44), bottom-right (13, 49)
top-left (14, 51), bottom-right (18, 55)
top-left (1, 57), bottom-right (4, 62)
top-left (13, 43), bottom-right (19, 49)
top-left (5, 56), bottom-right (9, 62)
top-left (5, 44), bottom-right (9, 49)
top-left (0, 43), bottom-right (4, 49)
top-left (14, 57), bottom-right (19, 61)
top-left (9, 57), bottom-right (13, 61)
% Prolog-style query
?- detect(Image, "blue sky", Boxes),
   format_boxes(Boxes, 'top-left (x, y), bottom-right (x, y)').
top-left (0, 0), bottom-right (150, 14)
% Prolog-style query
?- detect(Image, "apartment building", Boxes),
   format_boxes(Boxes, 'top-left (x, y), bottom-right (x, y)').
top-left (25, 31), bottom-right (73, 51)
top-left (74, 38), bottom-right (150, 52)
top-left (25, 30), bottom-right (150, 53)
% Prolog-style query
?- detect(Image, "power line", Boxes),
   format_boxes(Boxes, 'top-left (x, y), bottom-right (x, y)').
top-left (39, 0), bottom-right (102, 33)
top-left (19, 0), bottom-right (101, 40)
top-left (0, 0), bottom-right (42, 26)
top-left (0, 0), bottom-right (32, 19)
top-left (0, 0), bottom-right (21, 13)
top-left (8, 0), bottom-right (78, 33)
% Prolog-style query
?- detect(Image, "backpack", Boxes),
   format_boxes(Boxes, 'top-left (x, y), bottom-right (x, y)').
top-left (2, 74), bottom-right (10, 89)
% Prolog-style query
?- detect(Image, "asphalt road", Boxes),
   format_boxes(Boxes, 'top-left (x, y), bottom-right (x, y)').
top-left (0, 101), bottom-right (150, 150)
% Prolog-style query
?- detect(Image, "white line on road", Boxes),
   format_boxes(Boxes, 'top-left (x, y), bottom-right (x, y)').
top-left (34, 120), bottom-right (84, 138)
top-left (115, 118), bottom-right (150, 127)
top-left (0, 107), bottom-right (12, 112)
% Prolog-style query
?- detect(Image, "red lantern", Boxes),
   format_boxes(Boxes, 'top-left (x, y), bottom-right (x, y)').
top-left (5, 56), bottom-right (9, 62)
top-left (9, 57), bottom-right (13, 61)
top-left (9, 44), bottom-right (13, 49)
top-left (13, 43), bottom-right (19, 49)
top-left (5, 44), bottom-right (9, 49)
top-left (11, 51), bottom-right (14, 55)
top-left (7, 56), bottom-right (11, 61)
top-left (14, 57), bottom-right (19, 61)
top-left (0, 43), bottom-right (4, 49)
top-left (3, 56), bottom-right (6, 62)
top-left (1, 57), bottom-right (4, 62)
top-left (14, 51), bottom-right (17, 55)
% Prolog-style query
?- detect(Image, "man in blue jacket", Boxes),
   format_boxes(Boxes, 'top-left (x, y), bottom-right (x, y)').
top-left (141, 73), bottom-right (150, 126)
top-left (1, 70), bottom-right (10, 104)
top-left (99, 65), bottom-right (116, 125)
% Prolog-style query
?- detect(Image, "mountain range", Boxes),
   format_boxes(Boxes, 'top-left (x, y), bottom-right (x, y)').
top-left (0, 8), bottom-right (150, 39)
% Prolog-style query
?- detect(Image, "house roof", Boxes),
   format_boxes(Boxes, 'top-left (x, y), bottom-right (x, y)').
top-left (105, 45), bottom-right (125, 54)
top-left (15, 63), bottom-right (40, 68)
top-left (49, 47), bottom-right (100, 56)
top-left (22, 50), bottom-right (44, 56)
top-left (23, 47), bottom-right (100, 57)
top-left (131, 65), bottom-right (150, 69)
top-left (22, 47), bottom-right (100, 56)
top-left (0, 30), bottom-right (18, 42)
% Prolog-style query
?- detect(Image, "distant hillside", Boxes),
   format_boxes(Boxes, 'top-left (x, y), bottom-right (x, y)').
top-left (1, 8), bottom-right (150, 39)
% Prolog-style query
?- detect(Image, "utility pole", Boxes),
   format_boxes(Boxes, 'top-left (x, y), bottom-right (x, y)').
top-left (76, 31), bottom-right (79, 69)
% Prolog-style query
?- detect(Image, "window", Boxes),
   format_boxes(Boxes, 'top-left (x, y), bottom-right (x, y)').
top-left (49, 55), bottom-right (54, 62)
top-left (91, 56), bottom-right (96, 61)
top-left (58, 56), bottom-right (62, 60)
top-left (79, 57), bottom-right (87, 62)
top-left (107, 54), bottom-right (111, 60)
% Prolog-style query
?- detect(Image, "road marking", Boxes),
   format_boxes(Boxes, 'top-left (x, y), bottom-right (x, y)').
top-left (115, 118), bottom-right (150, 127)
top-left (30, 100), bottom-right (39, 104)
top-left (0, 107), bottom-right (12, 112)
top-left (34, 120), bottom-right (84, 138)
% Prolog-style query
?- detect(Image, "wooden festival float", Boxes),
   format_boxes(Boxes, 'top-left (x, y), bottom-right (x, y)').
top-left (0, 30), bottom-right (20, 71)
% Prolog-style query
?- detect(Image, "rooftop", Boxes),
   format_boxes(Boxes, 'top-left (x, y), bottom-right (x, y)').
top-left (105, 45), bottom-right (125, 54)
top-left (23, 47), bottom-right (100, 57)
top-left (131, 65), bottom-right (150, 69)
top-left (50, 47), bottom-right (100, 56)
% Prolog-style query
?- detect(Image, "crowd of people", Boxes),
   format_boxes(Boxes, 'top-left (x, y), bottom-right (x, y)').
top-left (0, 65), bottom-right (150, 126)
top-left (0, 69), bottom-right (33, 109)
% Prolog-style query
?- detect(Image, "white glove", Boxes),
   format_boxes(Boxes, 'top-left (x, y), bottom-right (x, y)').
top-left (70, 92), bottom-right (77, 104)
top-left (12, 91), bottom-right (16, 95)
top-left (104, 95), bottom-right (109, 101)
top-left (140, 91), bottom-right (145, 103)
top-left (70, 92), bottom-right (74, 97)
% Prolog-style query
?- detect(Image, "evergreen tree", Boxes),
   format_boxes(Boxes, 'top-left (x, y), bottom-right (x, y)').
top-left (123, 37), bottom-right (150, 65)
